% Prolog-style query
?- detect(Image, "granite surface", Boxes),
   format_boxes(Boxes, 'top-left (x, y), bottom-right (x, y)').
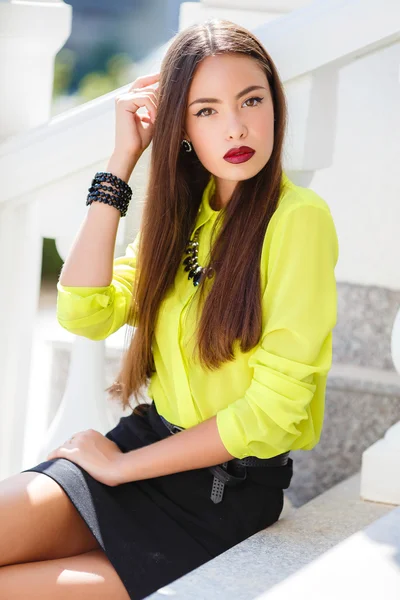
top-left (254, 505), bottom-right (400, 599)
top-left (333, 282), bottom-right (400, 371)
top-left (285, 373), bottom-right (400, 507)
top-left (145, 472), bottom-right (396, 600)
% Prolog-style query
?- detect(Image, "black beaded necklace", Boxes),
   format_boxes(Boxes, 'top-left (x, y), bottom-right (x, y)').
top-left (183, 189), bottom-right (218, 287)
top-left (182, 227), bottom-right (215, 287)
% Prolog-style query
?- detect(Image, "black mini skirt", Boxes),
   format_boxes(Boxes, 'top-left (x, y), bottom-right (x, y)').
top-left (22, 400), bottom-right (293, 600)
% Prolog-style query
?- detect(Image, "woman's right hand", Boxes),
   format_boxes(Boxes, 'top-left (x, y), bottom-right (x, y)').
top-left (113, 72), bottom-right (160, 162)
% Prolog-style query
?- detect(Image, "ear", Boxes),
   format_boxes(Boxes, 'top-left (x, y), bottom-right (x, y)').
top-left (181, 129), bottom-right (190, 142)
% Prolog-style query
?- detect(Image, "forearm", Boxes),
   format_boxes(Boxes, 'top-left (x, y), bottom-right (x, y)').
top-left (118, 415), bottom-right (235, 484)
top-left (59, 151), bottom-right (140, 287)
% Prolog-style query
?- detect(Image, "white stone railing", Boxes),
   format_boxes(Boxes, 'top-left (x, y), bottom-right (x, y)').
top-left (360, 309), bottom-right (400, 504)
top-left (0, 0), bottom-right (398, 481)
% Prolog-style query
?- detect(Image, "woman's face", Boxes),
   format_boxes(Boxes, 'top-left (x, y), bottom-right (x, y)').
top-left (184, 53), bottom-right (274, 201)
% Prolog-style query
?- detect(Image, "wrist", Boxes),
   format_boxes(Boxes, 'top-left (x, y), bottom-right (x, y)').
top-left (115, 450), bottom-right (135, 485)
top-left (107, 151), bottom-right (140, 184)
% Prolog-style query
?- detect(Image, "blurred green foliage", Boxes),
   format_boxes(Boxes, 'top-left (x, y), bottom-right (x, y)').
top-left (52, 48), bottom-right (77, 98)
top-left (52, 47), bottom-right (134, 101)
top-left (42, 238), bottom-right (63, 281)
top-left (78, 53), bottom-right (134, 101)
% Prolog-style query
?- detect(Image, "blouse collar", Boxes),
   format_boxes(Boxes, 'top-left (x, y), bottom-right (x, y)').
top-left (194, 170), bottom-right (292, 232)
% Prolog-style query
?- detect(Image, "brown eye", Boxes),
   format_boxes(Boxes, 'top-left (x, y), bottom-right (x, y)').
top-left (244, 96), bottom-right (264, 107)
top-left (194, 107), bottom-right (215, 118)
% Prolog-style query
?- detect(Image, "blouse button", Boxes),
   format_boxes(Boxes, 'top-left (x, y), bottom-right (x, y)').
top-left (206, 267), bottom-right (215, 278)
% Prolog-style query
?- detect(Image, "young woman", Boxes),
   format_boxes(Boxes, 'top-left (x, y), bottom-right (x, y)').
top-left (0, 18), bottom-right (338, 600)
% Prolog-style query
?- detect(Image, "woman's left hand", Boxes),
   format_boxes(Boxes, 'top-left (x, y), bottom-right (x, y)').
top-left (46, 429), bottom-right (126, 487)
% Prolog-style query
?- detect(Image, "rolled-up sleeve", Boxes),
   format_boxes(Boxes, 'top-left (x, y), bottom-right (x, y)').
top-left (56, 232), bottom-right (141, 340)
top-left (216, 204), bottom-right (339, 459)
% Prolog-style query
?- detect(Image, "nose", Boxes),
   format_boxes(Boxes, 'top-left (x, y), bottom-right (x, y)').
top-left (226, 113), bottom-right (247, 140)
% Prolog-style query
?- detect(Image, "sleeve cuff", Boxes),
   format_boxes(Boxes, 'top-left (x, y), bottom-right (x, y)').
top-left (57, 281), bottom-right (111, 299)
top-left (56, 281), bottom-right (114, 320)
top-left (216, 406), bottom-right (253, 459)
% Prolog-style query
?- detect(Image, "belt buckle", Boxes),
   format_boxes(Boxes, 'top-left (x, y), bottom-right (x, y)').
top-left (210, 462), bottom-right (229, 504)
top-left (171, 424), bottom-right (184, 434)
top-left (209, 462), bottom-right (247, 504)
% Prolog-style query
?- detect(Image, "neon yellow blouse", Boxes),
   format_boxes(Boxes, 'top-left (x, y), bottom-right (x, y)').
top-left (57, 171), bottom-right (339, 459)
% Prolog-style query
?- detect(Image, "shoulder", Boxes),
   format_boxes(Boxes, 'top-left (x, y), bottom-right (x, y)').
top-left (260, 177), bottom-right (338, 270)
top-left (267, 176), bottom-right (335, 240)
top-left (278, 175), bottom-right (333, 217)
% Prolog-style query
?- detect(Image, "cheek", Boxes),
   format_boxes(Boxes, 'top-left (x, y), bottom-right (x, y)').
top-left (253, 109), bottom-right (274, 134)
top-left (189, 127), bottom-right (216, 160)
top-left (191, 140), bottom-right (223, 175)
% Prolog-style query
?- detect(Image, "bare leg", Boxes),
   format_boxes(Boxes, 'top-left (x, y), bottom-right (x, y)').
top-left (0, 471), bottom-right (100, 566)
top-left (0, 548), bottom-right (130, 599)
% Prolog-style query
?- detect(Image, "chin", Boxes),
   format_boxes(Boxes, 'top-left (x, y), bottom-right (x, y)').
top-left (227, 162), bottom-right (265, 180)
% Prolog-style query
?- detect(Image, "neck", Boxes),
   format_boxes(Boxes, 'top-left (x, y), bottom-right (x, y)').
top-left (209, 193), bottom-right (218, 211)
top-left (212, 177), bottom-right (237, 210)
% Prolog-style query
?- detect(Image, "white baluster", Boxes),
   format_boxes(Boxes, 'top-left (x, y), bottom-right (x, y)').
top-left (0, 0), bottom-right (71, 139)
top-left (360, 308), bottom-right (400, 505)
top-left (391, 308), bottom-right (400, 373)
top-left (0, 202), bottom-right (43, 479)
top-left (0, 0), bottom-right (72, 480)
top-left (36, 335), bottom-right (115, 463)
top-left (33, 232), bottom-right (118, 463)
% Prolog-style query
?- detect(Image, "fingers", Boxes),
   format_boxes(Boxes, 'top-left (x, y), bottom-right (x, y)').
top-left (116, 89), bottom-right (158, 123)
top-left (122, 71), bottom-right (160, 123)
top-left (46, 429), bottom-right (92, 460)
top-left (128, 71), bottom-right (160, 92)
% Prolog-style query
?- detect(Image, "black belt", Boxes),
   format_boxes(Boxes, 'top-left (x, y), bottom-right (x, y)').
top-left (159, 414), bottom-right (290, 504)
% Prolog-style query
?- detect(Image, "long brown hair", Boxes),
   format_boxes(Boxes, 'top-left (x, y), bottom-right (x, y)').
top-left (106, 18), bottom-right (288, 411)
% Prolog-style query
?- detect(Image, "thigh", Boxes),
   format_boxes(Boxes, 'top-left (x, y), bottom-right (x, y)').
top-left (0, 549), bottom-right (129, 600)
top-left (0, 471), bottom-right (100, 567)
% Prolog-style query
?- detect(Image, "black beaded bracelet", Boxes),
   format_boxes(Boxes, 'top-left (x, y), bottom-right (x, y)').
top-left (86, 171), bottom-right (133, 217)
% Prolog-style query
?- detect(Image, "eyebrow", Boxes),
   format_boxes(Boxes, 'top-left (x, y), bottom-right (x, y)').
top-left (188, 85), bottom-right (268, 108)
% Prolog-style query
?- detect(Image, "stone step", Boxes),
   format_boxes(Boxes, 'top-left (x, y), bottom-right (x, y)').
top-left (254, 503), bottom-right (400, 600)
top-left (145, 471), bottom-right (397, 600)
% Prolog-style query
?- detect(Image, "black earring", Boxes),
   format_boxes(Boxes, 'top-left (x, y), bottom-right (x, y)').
top-left (181, 139), bottom-right (193, 152)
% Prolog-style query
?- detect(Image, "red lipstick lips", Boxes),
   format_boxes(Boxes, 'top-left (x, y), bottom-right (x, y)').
top-left (223, 145), bottom-right (255, 164)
